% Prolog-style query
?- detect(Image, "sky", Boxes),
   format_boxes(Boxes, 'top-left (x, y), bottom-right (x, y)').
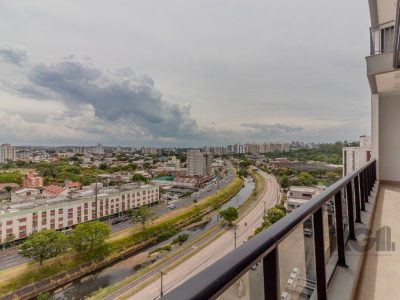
top-left (0, 0), bottom-right (371, 147)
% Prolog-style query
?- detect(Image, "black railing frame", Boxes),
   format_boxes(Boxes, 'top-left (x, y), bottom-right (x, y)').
top-left (163, 159), bottom-right (377, 300)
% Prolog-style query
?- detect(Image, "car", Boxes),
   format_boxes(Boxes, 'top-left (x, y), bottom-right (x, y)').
top-left (121, 216), bottom-right (130, 222)
top-left (167, 204), bottom-right (175, 209)
top-left (281, 292), bottom-right (291, 300)
top-left (111, 218), bottom-right (122, 225)
top-left (304, 228), bottom-right (313, 237)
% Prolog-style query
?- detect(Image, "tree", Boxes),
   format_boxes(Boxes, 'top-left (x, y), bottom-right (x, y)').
top-left (220, 207), bottom-right (239, 226)
top-left (130, 206), bottom-right (155, 230)
top-left (132, 174), bottom-right (149, 183)
top-left (325, 171), bottom-right (338, 182)
top-left (279, 175), bottom-right (289, 189)
top-left (69, 221), bottom-right (111, 252)
top-left (237, 170), bottom-right (249, 178)
top-left (18, 230), bottom-right (68, 265)
top-left (3, 186), bottom-right (12, 192)
top-left (99, 163), bottom-right (108, 171)
top-left (143, 162), bottom-right (152, 169)
top-left (266, 207), bottom-right (286, 224)
top-left (172, 234), bottom-right (189, 245)
top-left (295, 172), bottom-right (318, 186)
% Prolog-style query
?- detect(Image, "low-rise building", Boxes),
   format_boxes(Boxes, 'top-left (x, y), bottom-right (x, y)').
top-left (11, 188), bottom-right (41, 202)
top-left (43, 185), bottom-right (67, 197)
top-left (285, 186), bottom-right (324, 213)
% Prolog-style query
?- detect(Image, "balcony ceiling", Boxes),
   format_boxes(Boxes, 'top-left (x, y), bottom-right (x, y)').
top-left (375, 70), bottom-right (400, 96)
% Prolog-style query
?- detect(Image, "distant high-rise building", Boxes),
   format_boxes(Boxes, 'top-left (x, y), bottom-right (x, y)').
top-left (0, 143), bottom-right (16, 163)
top-left (187, 149), bottom-right (212, 177)
top-left (141, 147), bottom-right (161, 155)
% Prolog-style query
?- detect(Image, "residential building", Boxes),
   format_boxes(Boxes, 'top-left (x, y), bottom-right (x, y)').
top-left (285, 186), bottom-right (323, 213)
top-left (213, 147), bottom-right (226, 155)
top-left (186, 149), bottom-right (212, 177)
top-left (0, 184), bottom-right (159, 242)
top-left (0, 144), bottom-right (16, 163)
top-left (343, 135), bottom-right (372, 176)
top-left (141, 147), bottom-right (161, 155)
top-left (22, 170), bottom-right (44, 188)
top-left (43, 185), bottom-right (67, 197)
top-left (245, 143), bottom-right (260, 155)
top-left (65, 181), bottom-right (82, 190)
top-left (11, 188), bottom-right (40, 202)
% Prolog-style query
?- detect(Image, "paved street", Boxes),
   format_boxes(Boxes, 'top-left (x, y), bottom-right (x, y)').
top-left (125, 171), bottom-right (279, 300)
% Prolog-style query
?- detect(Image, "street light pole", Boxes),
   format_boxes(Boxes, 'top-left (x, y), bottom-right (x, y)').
top-left (264, 201), bottom-right (267, 217)
top-left (233, 224), bottom-right (238, 248)
top-left (160, 271), bottom-right (166, 297)
top-left (95, 163), bottom-right (99, 220)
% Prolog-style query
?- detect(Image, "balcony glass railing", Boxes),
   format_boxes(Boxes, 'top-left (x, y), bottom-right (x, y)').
top-left (162, 159), bottom-right (376, 300)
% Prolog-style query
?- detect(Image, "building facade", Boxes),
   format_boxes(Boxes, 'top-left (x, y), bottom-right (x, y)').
top-left (367, 0), bottom-right (400, 182)
top-left (186, 149), bottom-right (212, 177)
top-left (0, 185), bottom-right (159, 243)
top-left (22, 170), bottom-right (44, 188)
top-left (285, 186), bottom-right (323, 213)
top-left (342, 136), bottom-right (372, 176)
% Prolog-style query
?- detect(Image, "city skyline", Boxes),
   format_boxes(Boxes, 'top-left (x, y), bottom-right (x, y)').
top-left (0, 1), bottom-right (370, 147)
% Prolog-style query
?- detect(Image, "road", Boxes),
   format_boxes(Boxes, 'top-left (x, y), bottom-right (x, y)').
top-left (0, 166), bottom-right (234, 270)
top-left (123, 171), bottom-right (279, 300)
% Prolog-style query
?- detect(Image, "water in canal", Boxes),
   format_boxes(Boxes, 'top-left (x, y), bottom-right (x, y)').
top-left (50, 178), bottom-right (255, 299)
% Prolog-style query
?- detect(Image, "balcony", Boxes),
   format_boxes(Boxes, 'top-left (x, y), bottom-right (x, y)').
top-left (163, 160), bottom-right (377, 300)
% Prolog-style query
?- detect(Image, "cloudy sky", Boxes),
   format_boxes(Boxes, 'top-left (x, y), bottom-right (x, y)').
top-left (0, 0), bottom-right (371, 147)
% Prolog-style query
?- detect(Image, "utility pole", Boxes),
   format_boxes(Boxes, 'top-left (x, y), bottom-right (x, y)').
top-left (160, 271), bottom-right (166, 297)
top-left (95, 162), bottom-right (99, 221)
top-left (233, 224), bottom-right (238, 248)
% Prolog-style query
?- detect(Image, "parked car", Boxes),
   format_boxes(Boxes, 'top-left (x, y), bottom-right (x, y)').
top-left (121, 215), bottom-right (130, 222)
top-left (167, 204), bottom-right (175, 209)
top-left (112, 218), bottom-right (122, 225)
top-left (304, 228), bottom-right (313, 237)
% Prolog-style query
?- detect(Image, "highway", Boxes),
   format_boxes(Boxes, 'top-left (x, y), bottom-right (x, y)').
top-left (123, 171), bottom-right (280, 300)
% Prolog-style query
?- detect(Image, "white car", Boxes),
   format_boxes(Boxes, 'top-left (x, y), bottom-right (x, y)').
top-left (281, 292), bottom-right (291, 300)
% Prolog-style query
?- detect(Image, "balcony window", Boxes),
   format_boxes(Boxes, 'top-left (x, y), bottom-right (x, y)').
top-left (381, 26), bottom-right (394, 53)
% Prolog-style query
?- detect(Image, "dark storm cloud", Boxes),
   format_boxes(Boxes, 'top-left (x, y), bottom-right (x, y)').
top-left (2, 55), bottom-right (202, 140)
top-left (0, 44), bottom-right (28, 66)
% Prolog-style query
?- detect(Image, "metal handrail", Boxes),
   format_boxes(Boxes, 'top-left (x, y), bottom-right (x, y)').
top-left (163, 159), bottom-right (376, 300)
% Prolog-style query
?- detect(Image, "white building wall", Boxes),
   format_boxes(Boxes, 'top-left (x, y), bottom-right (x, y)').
top-left (379, 95), bottom-right (400, 182)
top-left (377, 0), bottom-right (397, 24)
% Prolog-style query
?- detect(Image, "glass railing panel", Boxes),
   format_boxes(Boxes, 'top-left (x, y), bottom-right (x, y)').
top-left (217, 269), bottom-right (263, 300)
top-left (278, 219), bottom-right (317, 300)
top-left (341, 189), bottom-right (349, 241)
top-left (324, 198), bottom-right (337, 280)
